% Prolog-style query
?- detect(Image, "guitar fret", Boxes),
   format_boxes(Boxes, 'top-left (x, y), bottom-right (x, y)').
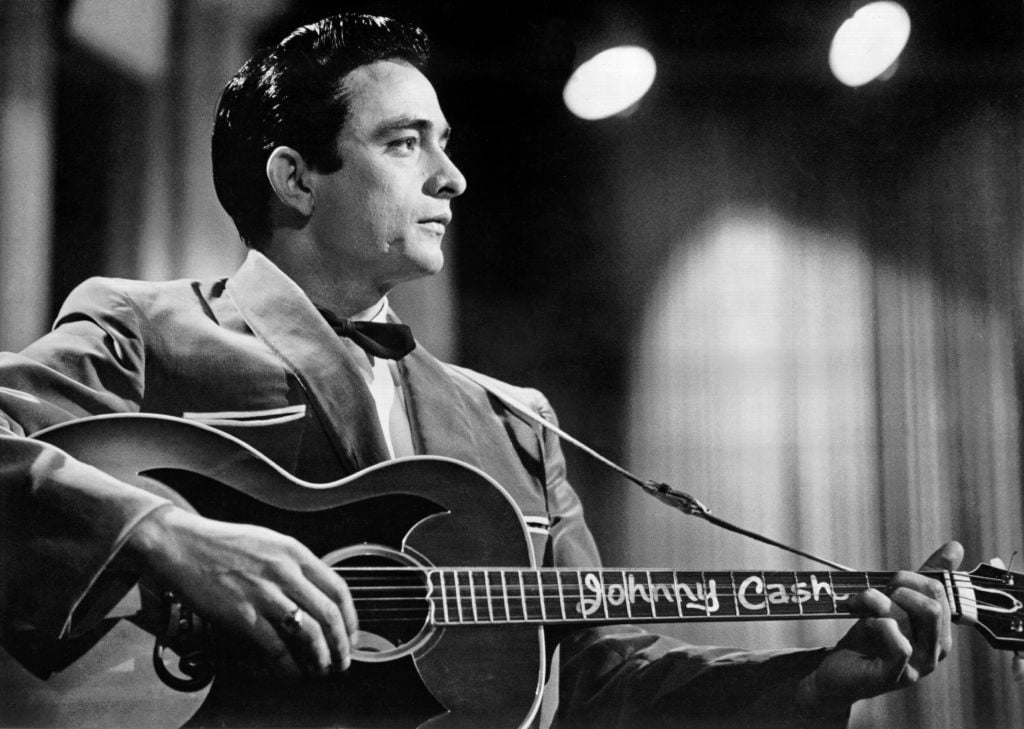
top-left (621, 571), bottom-right (633, 620)
top-left (539, 571), bottom-right (561, 622)
top-left (650, 571), bottom-right (666, 618)
top-left (469, 571), bottom-right (479, 622)
top-left (576, 571), bottom-right (586, 621)
top-left (528, 569), bottom-right (544, 622)
top-left (484, 571), bottom-right (494, 622)
top-left (673, 571), bottom-right (684, 618)
top-left (501, 571), bottom-right (511, 622)
top-left (506, 570), bottom-right (524, 622)
top-left (537, 571), bottom-right (547, 621)
top-left (440, 570), bottom-right (450, 624)
top-left (557, 571), bottom-right (567, 620)
top-left (519, 571), bottom-right (528, 620)
top-left (454, 571), bottom-right (464, 623)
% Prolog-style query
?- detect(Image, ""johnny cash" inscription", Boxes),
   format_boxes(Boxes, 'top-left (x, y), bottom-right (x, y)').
top-left (575, 571), bottom-right (849, 618)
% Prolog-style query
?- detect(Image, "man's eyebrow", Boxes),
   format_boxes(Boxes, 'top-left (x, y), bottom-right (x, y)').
top-left (373, 116), bottom-right (452, 142)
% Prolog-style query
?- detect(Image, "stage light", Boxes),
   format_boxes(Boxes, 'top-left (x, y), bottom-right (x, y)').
top-left (829, 2), bottom-right (911, 87)
top-left (563, 45), bottom-right (657, 120)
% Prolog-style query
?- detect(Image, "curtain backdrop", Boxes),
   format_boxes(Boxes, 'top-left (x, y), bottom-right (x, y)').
top-left (622, 100), bottom-right (1023, 729)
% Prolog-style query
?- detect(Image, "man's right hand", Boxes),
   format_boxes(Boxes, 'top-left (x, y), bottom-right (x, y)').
top-left (126, 505), bottom-right (358, 680)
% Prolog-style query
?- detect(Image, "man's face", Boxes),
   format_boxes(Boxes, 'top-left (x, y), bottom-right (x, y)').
top-left (308, 60), bottom-right (466, 290)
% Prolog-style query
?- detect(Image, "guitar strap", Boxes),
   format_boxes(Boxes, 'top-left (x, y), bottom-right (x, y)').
top-left (448, 364), bottom-right (853, 572)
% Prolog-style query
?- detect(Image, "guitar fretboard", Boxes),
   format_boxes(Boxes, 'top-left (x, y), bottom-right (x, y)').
top-left (427, 568), bottom-right (936, 626)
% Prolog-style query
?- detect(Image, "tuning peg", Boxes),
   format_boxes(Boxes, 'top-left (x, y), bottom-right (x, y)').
top-left (1013, 652), bottom-right (1024, 683)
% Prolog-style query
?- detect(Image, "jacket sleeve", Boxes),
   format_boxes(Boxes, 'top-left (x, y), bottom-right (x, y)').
top-left (1, 278), bottom-right (171, 646)
top-left (528, 393), bottom-right (848, 729)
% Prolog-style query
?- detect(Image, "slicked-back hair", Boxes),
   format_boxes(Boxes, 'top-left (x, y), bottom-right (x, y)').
top-left (212, 14), bottom-right (430, 248)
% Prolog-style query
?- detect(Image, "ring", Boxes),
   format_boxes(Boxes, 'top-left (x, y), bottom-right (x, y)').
top-left (279, 607), bottom-right (304, 634)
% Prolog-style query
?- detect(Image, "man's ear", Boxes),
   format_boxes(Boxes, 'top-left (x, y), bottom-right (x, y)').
top-left (266, 146), bottom-right (314, 217)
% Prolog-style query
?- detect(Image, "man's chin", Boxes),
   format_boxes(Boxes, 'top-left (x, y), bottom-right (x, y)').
top-left (411, 246), bottom-right (445, 276)
top-left (391, 253), bottom-right (444, 286)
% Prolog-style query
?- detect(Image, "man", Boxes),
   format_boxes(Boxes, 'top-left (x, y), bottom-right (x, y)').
top-left (0, 13), bottom-right (961, 728)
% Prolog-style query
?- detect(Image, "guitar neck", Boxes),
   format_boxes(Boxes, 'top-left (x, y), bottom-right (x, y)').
top-left (428, 568), bottom-right (964, 627)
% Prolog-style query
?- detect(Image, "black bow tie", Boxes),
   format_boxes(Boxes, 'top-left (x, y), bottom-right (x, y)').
top-left (318, 307), bottom-right (416, 360)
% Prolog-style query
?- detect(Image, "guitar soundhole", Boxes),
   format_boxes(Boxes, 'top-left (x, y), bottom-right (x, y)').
top-left (321, 544), bottom-right (431, 664)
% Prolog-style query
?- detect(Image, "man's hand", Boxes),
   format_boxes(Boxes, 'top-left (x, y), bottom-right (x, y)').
top-left (127, 505), bottom-right (359, 680)
top-left (796, 541), bottom-right (964, 716)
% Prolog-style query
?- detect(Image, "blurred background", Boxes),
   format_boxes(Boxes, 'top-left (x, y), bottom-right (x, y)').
top-left (1, 0), bottom-right (1022, 726)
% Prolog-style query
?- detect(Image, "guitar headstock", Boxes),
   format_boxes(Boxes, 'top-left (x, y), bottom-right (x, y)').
top-left (961, 563), bottom-right (1024, 652)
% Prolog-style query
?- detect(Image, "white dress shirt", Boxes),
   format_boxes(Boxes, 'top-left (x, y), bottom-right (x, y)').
top-left (347, 298), bottom-right (415, 458)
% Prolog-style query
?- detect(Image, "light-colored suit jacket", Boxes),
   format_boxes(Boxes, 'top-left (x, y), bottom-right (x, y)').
top-left (0, 251), bottom-right (839, 728)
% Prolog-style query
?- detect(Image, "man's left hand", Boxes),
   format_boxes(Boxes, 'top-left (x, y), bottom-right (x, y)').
top-left (796, 541), bottom-right (964, 716)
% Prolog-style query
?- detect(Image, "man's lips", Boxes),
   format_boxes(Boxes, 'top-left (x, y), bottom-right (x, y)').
top-left (418, 214), bottom-right (451, 234)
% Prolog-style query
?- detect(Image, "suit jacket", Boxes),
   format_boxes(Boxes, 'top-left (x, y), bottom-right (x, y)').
top-left (0, 251), bottom-right (843, 728)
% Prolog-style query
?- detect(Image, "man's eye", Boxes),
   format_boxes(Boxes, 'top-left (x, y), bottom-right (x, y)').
top-left (389, 137), bottom-right (418, 152)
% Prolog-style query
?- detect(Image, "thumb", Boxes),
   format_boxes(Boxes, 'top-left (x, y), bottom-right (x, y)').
top-left (918, 541), bottom-right (963, 571)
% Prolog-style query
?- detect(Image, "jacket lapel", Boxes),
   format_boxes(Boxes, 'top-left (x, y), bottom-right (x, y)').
top-left (398, 344), bottom-right (482, 467)
top-left (225, 251), bottom-right (390, 474)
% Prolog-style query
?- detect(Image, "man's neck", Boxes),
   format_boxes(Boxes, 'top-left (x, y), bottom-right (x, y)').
top-left (347, 297), bottom-right (388, 322)
top-left (260, 239), bottom-right (390, 319)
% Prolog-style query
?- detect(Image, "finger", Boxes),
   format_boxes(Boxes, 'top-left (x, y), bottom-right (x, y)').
top-left (287, 582), bottom-right (353, 673)
top-left (888, 586), bottom-right (945, 672)
top-left (918, 541), bottom-right (964, 572)
top-left (301, 558), bottom-right (359, 668)
top-left (274, 603), bottom-right (333, 677)
top-left (865, 616), bottom-right (915, 687)
top-left (889, 571), bottom-right (952, 662)
top-left (847, 587), bottom-right (893, 618)
top-left (267, 543), bottom-right (354, 673)
top-left (250, 614), bottom-right (304, 681)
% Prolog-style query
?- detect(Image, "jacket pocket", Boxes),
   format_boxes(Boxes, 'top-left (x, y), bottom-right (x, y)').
top-left (181, 404), bottom-right (307, 427)
top-left (181, 404), bottom-right (307, 471)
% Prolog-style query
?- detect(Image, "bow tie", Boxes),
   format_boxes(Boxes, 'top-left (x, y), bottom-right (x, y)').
top-left (318, 307), bottom-right (416, 360)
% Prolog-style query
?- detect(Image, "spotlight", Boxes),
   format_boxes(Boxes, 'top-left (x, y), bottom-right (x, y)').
top-left (829, 2), bottom-right (911, 87)
top-left (563, 45), bottom-right (657, 120)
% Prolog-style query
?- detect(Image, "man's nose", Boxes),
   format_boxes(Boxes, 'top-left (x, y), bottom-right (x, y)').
top-left (428, 151), bottom-right (467, 199)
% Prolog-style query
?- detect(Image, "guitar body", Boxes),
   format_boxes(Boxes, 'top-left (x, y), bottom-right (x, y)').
top-left (8, 414), bottom-right (547, 729)
top-left (10, 415), bottom-right (1022, 728)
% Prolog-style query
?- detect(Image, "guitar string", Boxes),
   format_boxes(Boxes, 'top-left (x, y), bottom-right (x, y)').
top-left (332, 585), bottom-right (1016, 612)
top-left (333, 589), bottom-right (1017, 624)
top-left (331, 566), bottom-right (1019, 585)
top-left (331, 569), bottom-right (1021, 592)
top-left (326, 567), bottom-right (1022, 623)
top-left (335, 592), bottom-right (1014, 608)
top-left (332, 575), bottom-right (1022, 602)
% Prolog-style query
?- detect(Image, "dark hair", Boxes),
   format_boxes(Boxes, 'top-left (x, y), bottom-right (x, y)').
top-left (211, 14), bottom-right (430, 248)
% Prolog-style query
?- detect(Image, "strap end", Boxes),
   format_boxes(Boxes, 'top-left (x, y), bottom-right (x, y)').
top-left (642, 481), bottom-right (712, 516)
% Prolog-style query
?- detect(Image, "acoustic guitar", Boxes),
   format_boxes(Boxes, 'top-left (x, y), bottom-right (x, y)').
top-left (2, 414), bottom-right (1021, 728)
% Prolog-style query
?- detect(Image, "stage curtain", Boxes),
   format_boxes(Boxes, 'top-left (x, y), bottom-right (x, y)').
top-left (623, 101), bottom-right (1023, 729)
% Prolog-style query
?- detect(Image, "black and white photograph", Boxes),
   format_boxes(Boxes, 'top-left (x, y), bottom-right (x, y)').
top-left (1, 1), bottom-right (1022, 728)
